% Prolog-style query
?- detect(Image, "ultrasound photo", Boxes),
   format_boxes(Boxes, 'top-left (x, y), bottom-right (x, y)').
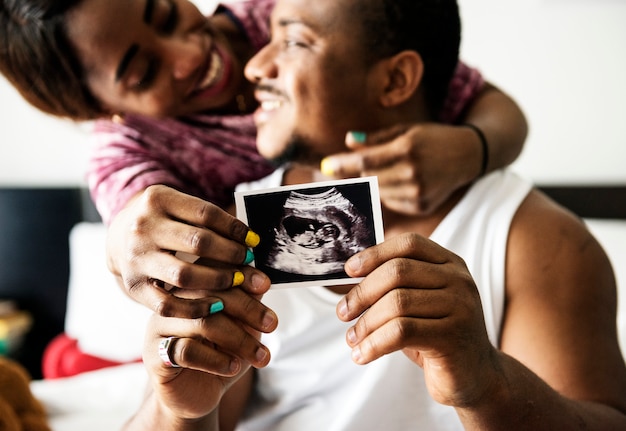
top-left (235, 177), bottom-right (384, 288)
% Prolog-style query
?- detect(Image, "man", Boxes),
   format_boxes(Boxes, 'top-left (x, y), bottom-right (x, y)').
top-left (125, 0), bottom-right (626, 429)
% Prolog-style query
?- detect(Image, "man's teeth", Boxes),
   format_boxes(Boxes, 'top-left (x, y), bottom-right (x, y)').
top-left (262, 100), bottom-right (283, 110)
top-left (198, 50), bottom-right (222, 90)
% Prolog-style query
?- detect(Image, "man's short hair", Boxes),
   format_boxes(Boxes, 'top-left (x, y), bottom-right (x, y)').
top-left (357, 0), bottom-right (461, 117)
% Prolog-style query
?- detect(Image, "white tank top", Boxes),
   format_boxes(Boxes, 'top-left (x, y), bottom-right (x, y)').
top-left (237, 170), bottom-right (532, 431)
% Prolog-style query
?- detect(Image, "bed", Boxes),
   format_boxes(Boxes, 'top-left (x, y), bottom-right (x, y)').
top-left (25, 184), bottom-right (626, 431)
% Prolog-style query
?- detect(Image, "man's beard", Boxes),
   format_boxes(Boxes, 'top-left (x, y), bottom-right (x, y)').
top-left (268, 134), bottom-right (323, 168)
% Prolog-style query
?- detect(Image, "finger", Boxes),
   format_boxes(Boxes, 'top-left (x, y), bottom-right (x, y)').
top-left (344, 233), bottom-right (451, 278)
top-left (320, 141), bottom-right (405, 178)
top-left (166, 337), bottom-right (242, 376)
top-left (141, 185), bottom-right (259, 247)
top-left (350, 317), bottom-right (442, 365)
top-left (339, 255), bottom-right (454, 321)
top-left (345, 286), bottom-right (452, 347)
top-left (209, 287), bottom-right (278, 334)
top-left (129, 250), bottom-right (242, 293)
top-left (146, 218), bottom-right (254, 267)
top-left (132, 282), bottom-right (231, 319)
top-left (173, 315), bottom-right (271, 370)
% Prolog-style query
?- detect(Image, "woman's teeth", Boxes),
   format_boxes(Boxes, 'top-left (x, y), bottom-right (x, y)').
top-left (197, 50), bottom-right (222, 91)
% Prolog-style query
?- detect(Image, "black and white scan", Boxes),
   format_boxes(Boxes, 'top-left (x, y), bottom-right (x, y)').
top-left (267, 187), bottom-right (374, 275)
top-left (235, 176), bottom-right (384, 288)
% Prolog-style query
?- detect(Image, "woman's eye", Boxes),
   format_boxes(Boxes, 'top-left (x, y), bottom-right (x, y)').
top-left (154, 0), bottom-right (178, 34)
top-left (132, 60), bottom-right (158, 91)
top-left (160, 2), bottom-right (178, 34)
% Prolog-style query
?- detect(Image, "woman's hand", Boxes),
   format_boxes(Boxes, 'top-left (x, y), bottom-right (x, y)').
top-left (320, 124), bottom-right (486, 216)
top-left (106, 184), bottom-right (271, 318)
top-left (133, 286), bottom-right (277, 428)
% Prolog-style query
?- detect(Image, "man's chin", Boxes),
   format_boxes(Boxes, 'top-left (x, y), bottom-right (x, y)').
top-left (259, 135), bottom-right (320, 168)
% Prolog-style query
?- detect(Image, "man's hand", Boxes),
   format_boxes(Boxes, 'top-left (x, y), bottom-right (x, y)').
top-left (337, 233), bottom-right (498, 407)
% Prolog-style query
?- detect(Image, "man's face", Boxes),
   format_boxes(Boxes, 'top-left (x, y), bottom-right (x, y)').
top-left (245, 0), bottom-right (382, 165)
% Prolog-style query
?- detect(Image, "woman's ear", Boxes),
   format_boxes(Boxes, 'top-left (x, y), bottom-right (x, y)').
top-left (377, 50), bottom-right (424, 108)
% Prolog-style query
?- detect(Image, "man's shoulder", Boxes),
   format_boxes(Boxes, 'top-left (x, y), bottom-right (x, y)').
top-left (507, 187), bottom-right (613, 295)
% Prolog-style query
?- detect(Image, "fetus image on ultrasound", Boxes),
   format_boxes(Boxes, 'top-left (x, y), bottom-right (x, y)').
top-left (267, 187), bottom-right (375, 276)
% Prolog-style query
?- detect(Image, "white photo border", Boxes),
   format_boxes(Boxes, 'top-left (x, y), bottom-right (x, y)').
top-left (235, 176), bottom-right (384, 288)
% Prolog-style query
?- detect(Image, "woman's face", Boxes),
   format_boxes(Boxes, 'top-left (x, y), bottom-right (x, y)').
top-left (65, 0), bottom-right (246, 117)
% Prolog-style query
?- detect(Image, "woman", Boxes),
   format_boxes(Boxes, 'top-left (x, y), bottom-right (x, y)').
top-left (0, 0), bottom-right (527, 318)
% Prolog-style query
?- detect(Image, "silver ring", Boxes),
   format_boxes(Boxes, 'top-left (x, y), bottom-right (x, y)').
top-left (158, 337), bottom-right (181, 368)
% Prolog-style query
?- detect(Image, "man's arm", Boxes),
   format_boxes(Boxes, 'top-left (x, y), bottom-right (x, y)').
top-left (458, 190), bottom-right (626, 429)
top-left (339, 193), bottom-right (626, 429)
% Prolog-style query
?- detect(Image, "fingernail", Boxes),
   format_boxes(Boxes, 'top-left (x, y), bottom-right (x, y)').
top-left (320, 157), bottom-right (338, 177)
top-left (251, 272), bottom-right (269, 292)
top-left (262, 310), bottom-right (277, 330)
top-left (243, 249), bottom-right (255, 265)
top-left (346, 255), bottom-right (362, 273)
top-left (347, 131), bottom-right (367, 144)
top-left (256, 347), bottom-right (269, 364)
top-left (351, 346), bottom-right (363, 364)
top-left (245, 230), bottom-right (260, 248)
top-left (347, 327), bottom-right (357, 344)
top-left (232, 271), bottom-right (244, 287)
top-left (210, 300), bottom-right (224, 314)
top-left (337, 297), bottom-right (349, 319)
top-left (229, 358), bottom-right (241, 374)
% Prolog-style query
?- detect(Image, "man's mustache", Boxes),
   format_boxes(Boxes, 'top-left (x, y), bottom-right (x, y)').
top-left (255, 83), bottom-right (287, 99)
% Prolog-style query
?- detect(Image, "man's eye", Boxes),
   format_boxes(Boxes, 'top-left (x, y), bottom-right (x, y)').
top-left (284, 39), bottom-right (307, 49)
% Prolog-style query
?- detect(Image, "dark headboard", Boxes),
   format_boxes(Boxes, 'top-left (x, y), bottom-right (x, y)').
top-left (0, 187), bottom-right (99, 379)
top-left (539, 185), bottom-right (626, 219)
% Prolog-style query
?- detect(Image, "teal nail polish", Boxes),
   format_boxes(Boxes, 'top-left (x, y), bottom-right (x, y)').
top-left (350, 131), bottom-right (367, 144)
top-left (210, 301), bottom-right (224, 314)
top-left (243, 249), bottom-right (255, 265)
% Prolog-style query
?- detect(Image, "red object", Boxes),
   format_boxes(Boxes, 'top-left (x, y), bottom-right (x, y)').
top-left (42, 333), bottom-right (139, 379)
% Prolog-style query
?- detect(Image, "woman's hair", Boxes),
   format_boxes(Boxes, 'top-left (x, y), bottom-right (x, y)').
top-left (357, 0), bottom-right (461, 118)
top-left (0, 0), bottom-right (104, 120)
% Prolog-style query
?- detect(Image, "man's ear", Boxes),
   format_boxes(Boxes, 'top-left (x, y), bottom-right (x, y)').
top-left (377, 50), bottom-right (424, 108)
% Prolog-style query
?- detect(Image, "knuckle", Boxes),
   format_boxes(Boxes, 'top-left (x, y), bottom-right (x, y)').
top-left (391, 288), bottom-right (412, 315)
top-left (153, 298), bottom-right (175, 317)
top-left (141, 185), bottom-right (164, 210)
top-left (175, 339), bottom-right (191, 364)
top-left (187, 229), bottom-right (209, 255)
top-left (167, 263), bottom-right (192, 288)
top-left (230, 220), bottom-right (249, 242)
top-left (392, 317), bottom-right (412, 346)
top-left (194, 201), bottom-right (220, 227)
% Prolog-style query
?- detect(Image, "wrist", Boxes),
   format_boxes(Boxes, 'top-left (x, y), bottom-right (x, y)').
top-left (462, 123), bottom-right (489, 179)
top-left (125, 391), bottom-right (219, 431)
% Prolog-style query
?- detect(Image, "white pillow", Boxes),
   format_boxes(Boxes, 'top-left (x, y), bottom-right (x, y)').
top-left (585, 219), bottom-right (626, 356)
top-left (64, 222), bottom-right (150, 362)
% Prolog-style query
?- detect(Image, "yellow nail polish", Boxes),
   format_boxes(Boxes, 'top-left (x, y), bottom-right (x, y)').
top-left (320, 158), bottom-right (335, 177)
top-left (232, 271), bottom-right (245, 287)
top-left (245, 230), bottom-right (260, 248)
